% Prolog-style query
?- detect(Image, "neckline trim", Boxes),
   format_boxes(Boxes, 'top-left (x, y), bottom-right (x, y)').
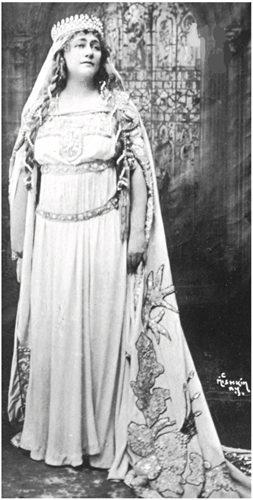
top-left (49, 94), bottom-right (112, 117)
top-left (50, 109), bottom-right (111, 117)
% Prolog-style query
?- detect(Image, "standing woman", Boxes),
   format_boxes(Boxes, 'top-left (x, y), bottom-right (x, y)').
top-left (8, 14), bottom-right (250, 498)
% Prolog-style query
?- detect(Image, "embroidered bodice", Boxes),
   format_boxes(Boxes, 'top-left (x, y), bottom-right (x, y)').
top-left (34, 109), bottom-right (119, 216)
top-left (33, 92), bottom-right (153, 233)
top-left (35, 108), bottom-right (118, 166)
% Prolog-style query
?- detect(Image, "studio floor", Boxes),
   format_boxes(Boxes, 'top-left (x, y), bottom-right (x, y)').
top-left (2, 277), bottom-right (251, 498)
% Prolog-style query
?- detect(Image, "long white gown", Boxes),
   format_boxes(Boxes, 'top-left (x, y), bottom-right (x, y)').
top-left (20, 106), bottom-right (128, 469)
top-left (8, 92), bottom-right (251, 497)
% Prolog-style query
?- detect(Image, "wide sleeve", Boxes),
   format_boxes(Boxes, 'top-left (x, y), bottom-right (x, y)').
top-left (115, 92), bottom-right (155, 241)
top-left (9, 142), bottom-right (29, 259)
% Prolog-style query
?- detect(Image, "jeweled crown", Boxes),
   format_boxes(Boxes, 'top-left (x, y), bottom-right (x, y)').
top-left (51, 14), bottom-right (104, 42)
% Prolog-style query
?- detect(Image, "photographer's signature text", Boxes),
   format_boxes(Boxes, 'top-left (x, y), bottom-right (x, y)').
top-left (217, 372), bottom-right (250, 396)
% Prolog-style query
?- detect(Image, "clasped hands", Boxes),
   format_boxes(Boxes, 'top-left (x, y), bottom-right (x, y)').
top-left (127, 229), bottom-right (147, 274)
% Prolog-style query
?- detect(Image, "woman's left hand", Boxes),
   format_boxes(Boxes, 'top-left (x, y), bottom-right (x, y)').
top-left (127, 230), bottom-right (147, 274)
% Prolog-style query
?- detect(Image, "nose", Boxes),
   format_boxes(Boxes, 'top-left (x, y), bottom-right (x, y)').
top-left (83, 44), bottom-right (93, 58)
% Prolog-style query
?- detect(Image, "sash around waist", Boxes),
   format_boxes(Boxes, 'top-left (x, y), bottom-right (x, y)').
top-left (40, 159), bottom-right (115, 175)
top-left (36, 193), bottom-right (119, 222)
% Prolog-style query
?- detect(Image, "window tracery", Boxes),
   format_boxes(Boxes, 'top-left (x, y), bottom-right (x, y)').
top-left (104, 2), bottom-right (201, 190)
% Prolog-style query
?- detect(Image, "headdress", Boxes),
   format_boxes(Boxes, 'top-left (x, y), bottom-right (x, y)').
top-left (15, 13), bottom-right (123, 124)
top-left (51, 14), bottom-right (104, 42)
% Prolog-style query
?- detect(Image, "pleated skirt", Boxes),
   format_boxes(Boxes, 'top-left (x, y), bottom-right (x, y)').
top-left (20, 204), bottom-right (128, 469)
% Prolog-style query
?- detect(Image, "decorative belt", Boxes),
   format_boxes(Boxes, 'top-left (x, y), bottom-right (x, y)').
top-left (40, 159), bottom-right (115, 175)
top-left (36, 194), bottom-right (119, 222)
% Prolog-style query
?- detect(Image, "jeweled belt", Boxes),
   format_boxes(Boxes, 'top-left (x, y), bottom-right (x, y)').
top-left (36, 194), bottom-right (119, 222)
top-left (40, 159), bottom-right (115, 175)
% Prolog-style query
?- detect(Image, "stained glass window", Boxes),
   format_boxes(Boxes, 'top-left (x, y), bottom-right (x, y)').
top-left (104, 2), bottom-right (201, 193)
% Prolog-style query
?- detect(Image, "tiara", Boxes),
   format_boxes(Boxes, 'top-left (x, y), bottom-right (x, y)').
top-left (51, 14), bottom-right (104, 42)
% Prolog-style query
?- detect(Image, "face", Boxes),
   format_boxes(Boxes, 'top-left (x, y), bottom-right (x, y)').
top-left (64, 32), bottom-right (102, 80)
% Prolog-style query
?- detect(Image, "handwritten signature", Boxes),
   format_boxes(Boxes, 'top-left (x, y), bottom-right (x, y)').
top-left (217, 373), bottom-right (251, 397)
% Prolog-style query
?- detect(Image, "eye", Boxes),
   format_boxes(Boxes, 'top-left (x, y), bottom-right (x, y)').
top-left (92, 44), bottom-right (101, 51)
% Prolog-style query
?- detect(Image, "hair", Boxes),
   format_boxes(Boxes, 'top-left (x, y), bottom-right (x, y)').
top-left (21, 30), bottom-right (119, 186)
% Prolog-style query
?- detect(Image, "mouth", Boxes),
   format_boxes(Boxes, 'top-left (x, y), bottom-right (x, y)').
top-left (81, 61), bottom-right (94, 66)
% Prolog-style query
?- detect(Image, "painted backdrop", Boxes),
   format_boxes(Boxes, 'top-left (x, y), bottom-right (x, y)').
top-left (2, 2), bottom-right (250, 308)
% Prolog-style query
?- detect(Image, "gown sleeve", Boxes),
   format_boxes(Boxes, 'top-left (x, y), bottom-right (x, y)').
top-left (9, 140), bottom-right (29, 260)
top-left (115, 91), bottom-right (155, 241)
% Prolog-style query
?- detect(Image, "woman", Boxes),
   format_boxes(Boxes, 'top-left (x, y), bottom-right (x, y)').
top-left (8, 14), bottom-right (250, 498)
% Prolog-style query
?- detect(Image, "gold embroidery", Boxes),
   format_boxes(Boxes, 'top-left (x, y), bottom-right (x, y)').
top-left (203, 462), bottom-right (236, 497)
top-left (40, 160), bottom-right (115, 175)
top-left (41, 111), bottom-right (114, 138)
top-left (37, 112), bottom-right (115, 163)
top-left (36, 195), bottom-right (118, 222)
top-left (142, 265), bottom-right (178, 344)
top-left (17, 346), bottom-right (30, 422)
top-left (224, 450), bottom-right (251, 476)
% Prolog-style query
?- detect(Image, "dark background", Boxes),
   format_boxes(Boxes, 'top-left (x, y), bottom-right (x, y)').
top-left (2, 0), bottom-right (251, 470)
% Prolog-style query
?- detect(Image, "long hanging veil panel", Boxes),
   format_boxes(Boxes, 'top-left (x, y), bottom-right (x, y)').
top-left (108, 99), bottom-right (251, 497)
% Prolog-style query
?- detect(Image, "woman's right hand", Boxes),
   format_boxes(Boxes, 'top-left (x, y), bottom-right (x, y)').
top-left (127, 230), bottom-right (147, 274)
top-left (16, 258), bottom-right (22, 283)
